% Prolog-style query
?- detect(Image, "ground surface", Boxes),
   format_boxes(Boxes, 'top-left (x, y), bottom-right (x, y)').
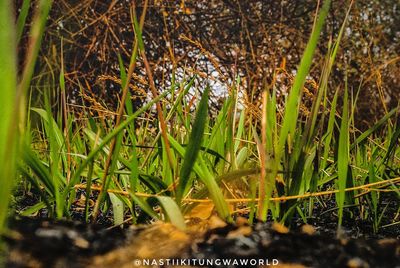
top-left (2, 216), bottom-right (399, 268)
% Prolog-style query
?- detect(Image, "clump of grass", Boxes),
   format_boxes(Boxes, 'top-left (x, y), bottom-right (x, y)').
top-left (1, 0), bottom-right (53, 237)
top-left (4, 0), bottom-right (400, 234)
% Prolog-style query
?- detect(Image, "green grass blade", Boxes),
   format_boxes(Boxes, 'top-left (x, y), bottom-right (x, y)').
top-left (337, 88), bottom-right (349, 227)
top-left (18, 0), bottom-right (53, 101)
top-left (128, 135), bottom-right (140, 193)
top-left (156, 196), bottom-right (186, 231)
top-left (31, 108), bottom-right (67, 166)
top-left (109, 193), bottom-right (124, 226)
top-left (185, 168), bottom-right (260, 211)
top-left (21, 144), bottom-right (55, 195)
top-left (383, 123), bottom-right (400, 163)
top-left (19, 167), bottom-right (53, 211)
top-left (94, 132), bottom-right (125, 214)
top-left (16, 0), bottom-right (31, 43)
top-left (177, 87), bottom-right (210, 202)
top-left (131, 6), bottom-right (144, 51)
top-left (85, 159), bottom-right (95, 223)
top-left (277, 0), bottom-right (331, 155)
top-left (167, 134), bottom-right (232, 221)
top-left (351, 108), bottom-right (397, 150)
top-left (321, 89), bottom-right (339, 171)
top-left (130, 194), bottom-right (159, 220)
top-left (0, 0), bottom-right (18, 233)
top-left (234, 110), bottom-right (246, 153)
top-left (20, 201), bottom-right (48, 217)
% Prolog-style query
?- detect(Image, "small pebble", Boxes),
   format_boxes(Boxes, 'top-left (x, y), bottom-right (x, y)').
top-left (300, 224), bottom-right (316, 235)
top-left (208, 215), bottom-right (227, 229)
top-left (236, 216), bottom-right (249, 226)
top-left (272, 222), bottom-right (289, 234)
top-left (347, 257), bottom-right (369, 268)
top-left (227, 226), bottom-right (252, 238)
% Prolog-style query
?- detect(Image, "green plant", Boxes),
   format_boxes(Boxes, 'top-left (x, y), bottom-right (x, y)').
top-left (1, 0), bottom-right (53, 233)
top-left (0, 0), bottom-right (19, 234)
top-left (11, 0), bottom-right (400, 234)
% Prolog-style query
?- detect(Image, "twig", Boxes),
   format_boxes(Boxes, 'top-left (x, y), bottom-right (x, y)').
top-left (75, 176), bottom-right (400, 204)
top-left (92, 0), bottom-right (147, 221)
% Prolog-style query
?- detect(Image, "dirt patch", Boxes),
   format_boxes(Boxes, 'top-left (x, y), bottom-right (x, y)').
top-left (2, 217), bottom-right (399, 268)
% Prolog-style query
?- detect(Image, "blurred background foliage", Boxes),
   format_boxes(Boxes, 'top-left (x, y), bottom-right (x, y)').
top-left (15, 0), bottom-right (399, 128)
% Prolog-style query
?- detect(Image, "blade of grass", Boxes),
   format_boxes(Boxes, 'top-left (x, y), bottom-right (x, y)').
top-left (17, 0), bottom-right (53, 114)
top-left (168, 134), bottom-right (232, 221)
top-left (257, 0), bottom-right (331, 221)
top-left (60, 40), bottom-right (72, 183)
top-left (0, 0), bottom-right (18, 234)
top-left (16, 0), bottom-right (31, 44)
top-left (109, 193), bottom-right (124, 226)
top-left (21, 144), bottom-right (55, 195)
top-left (129, 193), bottom-right (159, 220)
top-left (351, 108), bottom-right (397, 150)
top-left (277, 0), bottom-right (331, 156)
top-left (321, 89), bottom-right (339, 171)
top-left (337, 87), bottom-right (349, 227)
top-left (156, 196), bottom-right (186, 231)
top-left (177, 87), bottom-right (210, 202)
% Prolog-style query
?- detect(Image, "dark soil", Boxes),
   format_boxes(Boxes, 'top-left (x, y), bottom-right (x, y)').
top-left (3, 191), bottom-right (399, 267)
top-left (187, 221), bottom-right (399, 268)
top-left (2, 215), bottom-right (399, 268)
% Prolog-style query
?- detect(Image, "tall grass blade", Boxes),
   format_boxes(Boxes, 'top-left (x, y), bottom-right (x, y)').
top-left (0, 0), bottom-right (19, 234)
top-left (321, 89), bottom-right (339, 172)
top-left (383, 122), bottom-right (400, 164)
top-left (277, 0), bottom-right (331, 155)
top-left (16, 0), bottom-right (31, 43)
top-left (337, 88), bottom-right (349, 226)
top-left (258, 0), bottom-right (331, 221)
top-left (177, 87), bottom-right (210, 202)
top-left (352, 108), bottom-right (397, 149)
top-left (168, 134), bottom-right (232, 221)
top-left (18, 0), bottom-right (53, 104)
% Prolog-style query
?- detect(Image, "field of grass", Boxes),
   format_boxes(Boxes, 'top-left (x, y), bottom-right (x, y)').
top-left (1, 0), bottom-right (399, 242)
